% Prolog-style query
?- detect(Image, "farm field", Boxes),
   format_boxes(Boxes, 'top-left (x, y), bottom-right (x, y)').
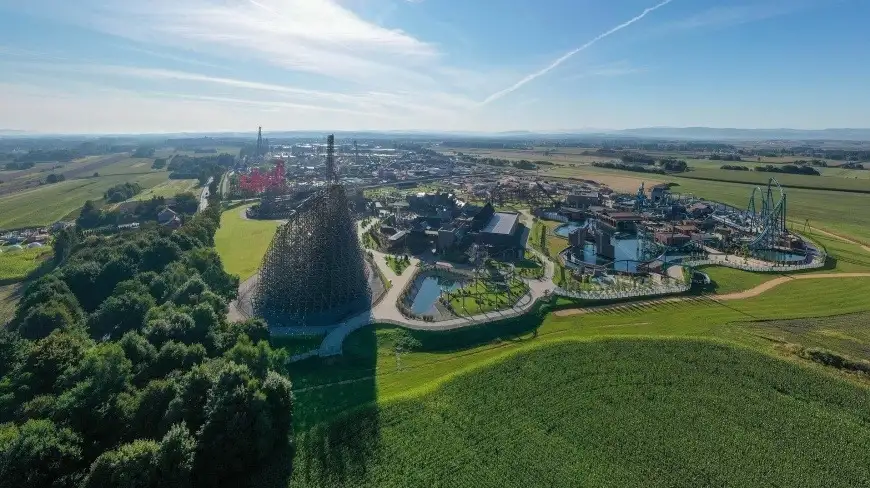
top-left (289, 339), bottom-right (870, 487)
top-left (741, 312), bottom-right (870, 361)
top-left (0, 246), bottom-right (52, 283)
top-left (214, 204), bottom-right (281, 280)
top-left (678, 166), bottom-right (870, 193)
top-left (0, 171), bottom-right (170, 229)
top-left (129, 179), bottom-right (199, 201)
top-left (278, 269), bottom-right (870, 488)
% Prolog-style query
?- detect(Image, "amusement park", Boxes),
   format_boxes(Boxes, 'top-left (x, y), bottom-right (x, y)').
top-left (227, 132), bottom-right (826, 334)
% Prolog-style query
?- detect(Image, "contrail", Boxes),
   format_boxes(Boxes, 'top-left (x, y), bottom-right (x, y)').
top-left (480, 0), bottom-right (674, 106)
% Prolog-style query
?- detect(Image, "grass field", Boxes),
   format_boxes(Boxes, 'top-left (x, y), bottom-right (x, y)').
top-left (384, 255), bottom-right (410, 276)
top-left (129, 179), bottom-right (199, 201)
top-left (700, 266), bottom-right (777, 295)
top-left (289, 339), bottom-right (870, 487)
top-left (214, 204), bottom-right (281, 280)
top-left (0, 283), bottom-right (21, 324)
top-left (0, 247), bottom-right (52, 283)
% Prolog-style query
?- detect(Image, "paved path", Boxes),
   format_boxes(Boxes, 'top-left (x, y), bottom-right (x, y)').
top-left (553, 272), bottom-right (870, 317)
top-left (317, 220), bottom-right (558, 356)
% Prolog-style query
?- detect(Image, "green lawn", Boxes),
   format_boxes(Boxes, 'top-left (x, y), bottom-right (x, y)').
top-left (700, 265), bottom-right (777, 295)
top-left (447, 278), bottom-right (528, 316)
top-left (0, 247), bottom-right (52, 283)
top-left (290, 339), bottom-right (870, 488)
top-left (384, 255), bottom-right (410, 276)
top-left (214, 204), bottom-right (281, 280)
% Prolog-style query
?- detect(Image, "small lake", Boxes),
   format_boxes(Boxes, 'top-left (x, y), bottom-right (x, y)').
top-left (754, 249), bottom-right (806, 263)
top-left (553, 221), bottom-right (586, 238)
top-left (410, 275), bottom-right (466, 315)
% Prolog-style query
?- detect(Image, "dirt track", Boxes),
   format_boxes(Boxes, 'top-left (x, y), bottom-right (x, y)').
top-left (553, 273), bottom-right (870, 317)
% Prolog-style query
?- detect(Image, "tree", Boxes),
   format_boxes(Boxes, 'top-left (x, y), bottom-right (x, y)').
top-left (16, 330), bottom-right (92, 399)
top-left (193, 362), bottom-right (274, 485)
top-left (81, 439), bottom-right (159, 488)
top-left (17, 300), bottom-right (80, 340)
top-left (173, 192), bottom-right (199, 215)
top-left (45, 173), bottom-right (66, 184)
top-left (152, 158), bottom-right (167, 170)
top-left (87, 291), bottom-right (156, 340)
top-left (77, 200), bottom-right (103, 229)
top-left (0, 419), bottom-right (84, 488)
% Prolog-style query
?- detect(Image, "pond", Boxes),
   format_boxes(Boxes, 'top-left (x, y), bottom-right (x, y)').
top-left (410, 275), bottom-right (466, 315)
top-left (553, 221), bottom-right (587, 238)
top-left (754, 249), bottom-right (807, 263)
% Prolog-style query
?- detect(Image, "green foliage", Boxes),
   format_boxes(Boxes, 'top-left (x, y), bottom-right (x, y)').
top-left (151, 158), bottom-right (167, 170)
top-left (104, 182), bottom-right (143, 203)
top-left (45, 173), bottom-right (66, 184)
top-left (0, 198), bottom-right (294, 486)
top-left (0, 418), bottom-right (84, 488)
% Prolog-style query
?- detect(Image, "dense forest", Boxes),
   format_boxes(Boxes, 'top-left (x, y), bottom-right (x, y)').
top-left (0, 194), bottom-right (294, 487)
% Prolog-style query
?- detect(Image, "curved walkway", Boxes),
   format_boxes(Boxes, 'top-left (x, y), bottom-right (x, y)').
top-left (553, 273), bottom-right (870, 317)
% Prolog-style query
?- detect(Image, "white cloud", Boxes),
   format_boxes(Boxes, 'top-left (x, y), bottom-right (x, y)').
top-left (73, 0), bottom-right (441, 88)
top-left (480, 0), bottom-right (673, 105)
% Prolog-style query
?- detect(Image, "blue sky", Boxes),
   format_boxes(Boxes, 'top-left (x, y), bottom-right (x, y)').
top-left (0, 0), bottom-right (868, 134)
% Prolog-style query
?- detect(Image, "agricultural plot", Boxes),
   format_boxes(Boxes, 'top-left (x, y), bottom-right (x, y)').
top-left (214, 204), bottom-right (281, 280)
top-left (0, 172), bottom-right (170, 229)
top-left (741, 312), bottom-right (870, 361)
top-left (290, 339), bottom-right (870, 488)
top-left (0, 247), bottom-right (52, 283)
top-left (680, 167), bottom-right (870, 193)
top-left (129, 179), bottom-right (199, 201)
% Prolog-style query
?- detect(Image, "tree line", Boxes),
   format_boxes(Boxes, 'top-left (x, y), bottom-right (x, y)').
top-left (0, 194), bottom-right (294, 487)
top-left (755, 164), bottom-right (820, 176)
top-left (104, 182), bottom-right (143, 203)
top-left (168, 154), bottom-right (235, 185)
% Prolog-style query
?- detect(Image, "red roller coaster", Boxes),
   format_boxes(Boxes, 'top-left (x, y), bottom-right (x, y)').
top-left (239, 160), bottom-right (286, 193)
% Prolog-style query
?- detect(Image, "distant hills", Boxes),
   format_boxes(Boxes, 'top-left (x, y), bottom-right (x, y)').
top-left (602, 127), bottom-right (870, 141)
top-left (3, 127), bottom-right (870, 142)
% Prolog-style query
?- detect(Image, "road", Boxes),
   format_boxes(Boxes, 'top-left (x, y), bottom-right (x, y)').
top-left (199, 177), bottom-right (213, 212)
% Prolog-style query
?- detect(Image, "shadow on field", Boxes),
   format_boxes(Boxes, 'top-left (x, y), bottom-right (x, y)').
top-left (282, 325), bottom-right (381, 487)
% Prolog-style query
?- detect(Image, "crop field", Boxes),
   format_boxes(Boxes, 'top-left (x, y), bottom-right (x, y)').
top-left (289, 339), bottom-right (870, 487)
top-left (741, 312), bottom-right (870, 361)
top-left (129, 179), bottom-right (199, 201)
top-left (0, 171), bottom-right (171, 229)
top-left (214, 204), bottom-right (281, 280)
top-left (0, 247), bottom-right (52, 283)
